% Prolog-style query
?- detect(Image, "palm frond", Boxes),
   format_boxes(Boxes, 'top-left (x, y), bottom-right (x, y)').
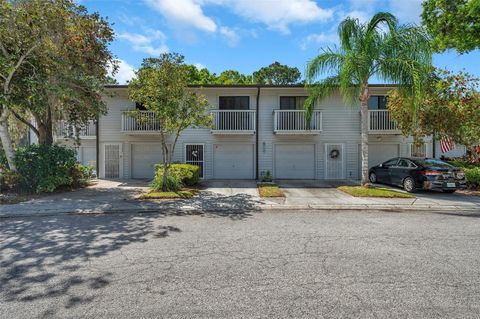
top-left (366, 12), bottom-right (398, 34)
top-left (304, 76), bottom-right (341, 120)
top-left (305, 49), bottom-right (345, 83)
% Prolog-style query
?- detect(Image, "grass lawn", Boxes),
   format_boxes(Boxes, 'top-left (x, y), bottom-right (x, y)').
top-left (258, 183), bottom-right (285, 198)
top-left (0, 194), bottom-right (29, 204)
top-left (338, 186), bottom-right (415, 198)
top-left (139, 189), bottom-right (197, 199)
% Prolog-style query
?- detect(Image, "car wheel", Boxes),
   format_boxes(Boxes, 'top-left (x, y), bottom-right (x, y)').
top-left (369, 172), bottom-right (377, 184)
top-left (403, 177), bottom-right (416, 193)
top-left (443, 189), bottom-right (456, 194)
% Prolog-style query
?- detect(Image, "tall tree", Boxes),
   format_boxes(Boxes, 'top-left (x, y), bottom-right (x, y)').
top-left (422, 0), bottom-right (480, 53)
top-left (388, 69), bottom-right (480, 161)
top-left (128, 53), bottom-right (213, 191)
top-left (0, 0), bottom-right (115, 168)
top-left (215, 70), bottom-right (252, 85)
top-left (253, 62), bottom-right (301, 85)
top-left (305, 12), bottom-right (432, 185)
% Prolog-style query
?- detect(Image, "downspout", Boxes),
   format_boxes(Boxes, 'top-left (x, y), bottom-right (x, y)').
top-left (95, 117), bottom-right (100, 178)
top-left (432, 132), bottom-right (436, 158)
top-left (255, 86), bottom-right (260, 180)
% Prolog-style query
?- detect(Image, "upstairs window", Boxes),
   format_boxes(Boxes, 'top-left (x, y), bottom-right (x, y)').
top-left (219, 96), bottom-right (249, 110)
top-left (368, 96), bottom-right (388, 110)
top-left (280, 96), bottom-right (307, 110)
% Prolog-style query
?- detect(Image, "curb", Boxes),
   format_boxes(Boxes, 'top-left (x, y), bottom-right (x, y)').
top-left (1, 204), bottom-right (479, 219)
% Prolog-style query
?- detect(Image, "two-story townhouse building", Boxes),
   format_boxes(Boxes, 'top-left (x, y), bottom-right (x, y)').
top-left (55, 84), bottom-right (465, 180)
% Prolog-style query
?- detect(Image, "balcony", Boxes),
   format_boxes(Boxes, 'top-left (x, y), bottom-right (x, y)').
top-left (211, 110), bottom-right (256, 134)
top-left (122, 110), bottom-right (160, 134)
top-left (368, 110), bottom-right (399, 134)
top-left (273, 110), bottom-right (322, 134)
top-left (57, 120), bottom-right (96, 139)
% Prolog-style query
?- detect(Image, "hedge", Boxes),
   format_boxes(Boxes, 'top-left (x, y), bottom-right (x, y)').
top-left (154, 164), bottom-right (201, 187)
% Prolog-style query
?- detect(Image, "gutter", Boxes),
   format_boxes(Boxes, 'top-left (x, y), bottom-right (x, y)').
top-left (96, 117), bottom-right (100, 177)
top-left (255, 86), bottom-right (260, 180)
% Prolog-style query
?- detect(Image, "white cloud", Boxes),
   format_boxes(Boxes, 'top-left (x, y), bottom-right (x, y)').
top-left (342, 10), bottom-right (370, 23)
top-left (300, 32), bottom-right (338, 50)
top-left (110, 60), bottom-right (136, 84)
top-left (118, 30), bottom-right (169, 56)
top-left (144, 0), bottom-right (217, 32)
top-left (215, 0), bottom-right (334, 34)
top-left (194, 63), bottom-right (207, 70)
top-left (219, 26), bottom-right (240, 47)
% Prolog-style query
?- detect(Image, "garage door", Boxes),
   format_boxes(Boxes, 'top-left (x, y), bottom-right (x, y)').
top-left (131, 144), bottom-right (163, 179)
top-left (368, 144), bottom-right (399, 168)
top-left (213, 144), bottom-right (254, 179)
top-left (274, 144), bottom-right (315, 179)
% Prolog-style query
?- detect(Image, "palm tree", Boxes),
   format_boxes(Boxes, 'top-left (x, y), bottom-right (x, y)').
top-left (305, 12), bottom-right (432, 185)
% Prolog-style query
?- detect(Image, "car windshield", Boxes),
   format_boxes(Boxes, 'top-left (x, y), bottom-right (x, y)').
top-left (417, 159), bottom-right (454, 169)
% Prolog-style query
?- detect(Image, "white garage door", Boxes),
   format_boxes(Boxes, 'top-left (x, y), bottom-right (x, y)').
top-left (274, 144), bottom-right (315, 179)
top-left (131, 144), bottom-right (163, 179)
top-left (81, 147), bottom-right (96, 167)
top-left (213, 144), bottom-right (254, 179)
top-left (369, 144), bottom-right (399, 168)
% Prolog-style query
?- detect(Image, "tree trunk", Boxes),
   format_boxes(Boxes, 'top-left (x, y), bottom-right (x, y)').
top-left (37, 122), bottom-right (54, 145)
top-left (360, 87), bottom-right (370, 186)
top-left (0, 109), bottom-right (17, 171)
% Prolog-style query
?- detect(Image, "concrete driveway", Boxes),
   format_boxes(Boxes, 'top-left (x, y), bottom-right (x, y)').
top-left (275, 179), bottom-right (480, 209)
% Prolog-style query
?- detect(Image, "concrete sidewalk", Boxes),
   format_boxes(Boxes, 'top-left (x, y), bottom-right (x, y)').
top-left (1, 179), bottom-right (479, 218)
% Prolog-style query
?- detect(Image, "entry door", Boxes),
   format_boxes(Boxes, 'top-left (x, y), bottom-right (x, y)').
top-left (325, 143), bottom-right (345, 179)
top-left (104, 143), bottom-right (122, 179)
top-left (185, 144), bottom-right (204, 178)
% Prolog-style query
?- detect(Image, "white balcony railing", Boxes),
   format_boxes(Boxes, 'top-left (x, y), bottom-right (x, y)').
top-left (57, 120), bottom-right (96, 138)
top-left (368, 110), bottom-right (398, 133)
top-left (274, 110), bottom-right (322, 133)
top-left (122, 110), bottom-right (160, 133)
top-left (211, 110), bottom-right (256, 133)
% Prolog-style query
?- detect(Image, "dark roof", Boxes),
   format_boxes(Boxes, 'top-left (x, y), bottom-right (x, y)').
top-left (104, 83), bottom-right (398, 89)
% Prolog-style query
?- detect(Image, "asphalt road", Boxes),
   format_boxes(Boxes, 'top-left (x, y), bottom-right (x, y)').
top-left (1, 209), bottom-right (480, 318)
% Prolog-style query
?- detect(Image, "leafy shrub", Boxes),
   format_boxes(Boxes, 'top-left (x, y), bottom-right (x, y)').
top-left (465, 167), bottom-right (480, 188)
top-left (447, 158), bottom-right (479, 169)
top-left (154, 164), bottom-right (200, 186)
top-left (261, 170), bottom-right (273, 182)
top-left (71, 164), bottom-right (95, 187)
top-left (0, 170), bottom-right (21, 192)
top-left (150, 174), bottom-right (182, 192)
top-left (14, 144), bottom-right (77, 193)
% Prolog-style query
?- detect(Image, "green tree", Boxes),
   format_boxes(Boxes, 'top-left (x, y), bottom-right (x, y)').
top-left (185, 65), bottom-right (217, 84)
top-left (128, 53), bottom-right (213, 191)
top-left (0, 0), bottom-right (115, 169)
top-left (305, 12), bottom-right (432, 185)
top-left (215, 70), bottom-right (253, 85)
top-left (422, 0), bottom-right (480, 53)
top-left (253, 61), bottom-right (301, 84)
top-left (388, 69), bottom-right (480, 161)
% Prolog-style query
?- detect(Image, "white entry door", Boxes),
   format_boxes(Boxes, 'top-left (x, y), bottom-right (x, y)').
top-left (274, 144), bottom-right (315, 179)
top-left (325, 143), bottom-right (345, 179)
top-left (104, 143), bottom-right (122, 179)
top-left (213, 144), bottom-right (254, 179)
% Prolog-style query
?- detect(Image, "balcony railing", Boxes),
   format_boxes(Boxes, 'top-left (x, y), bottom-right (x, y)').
top-left (122, 110), bottom-right (160, 133)
top-left (368, 110), bottom-right (399, 133)
top-left (57, 120), bottom-right (96, 138)
top-left (211, 110), bottom-right (256, 134)
top-left (274, 110), bottom-right (322, 134)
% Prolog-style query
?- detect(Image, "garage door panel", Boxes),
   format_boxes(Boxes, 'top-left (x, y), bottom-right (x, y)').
top-left (132, 144), bottom-right (163, 179)
top-left (274, 144), bottom-right (315, 179)
top-left (214, 144), bottom-right (254, 179)
top-left (369, 144), bottom-right (399, 168)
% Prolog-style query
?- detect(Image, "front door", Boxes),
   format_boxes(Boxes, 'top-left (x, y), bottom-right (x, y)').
top-left (325, 143), bottom-right (344, 179)
top-left (185, 144), bottom-right (205, 178)
top-left (104, 143), bottom-right (122, 179)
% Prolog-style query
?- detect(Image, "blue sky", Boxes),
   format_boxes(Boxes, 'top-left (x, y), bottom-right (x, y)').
top-left (79, 0), bottom-right (480, 84)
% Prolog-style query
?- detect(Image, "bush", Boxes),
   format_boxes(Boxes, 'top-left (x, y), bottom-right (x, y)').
top-left (71, 164), bottom-right (95, 187)
top-left (154, 164), bottom-right (200, 186)
top-left (261, 170), bottom-right (273, 182)
top-left (14, 144), bottom-right (77, 193)
top-left (0, 170), bottom-right (21, 192)
top-left (150, 174), bottom-right (182, 192)
top-left (465, 167), bottom-right (480, 189)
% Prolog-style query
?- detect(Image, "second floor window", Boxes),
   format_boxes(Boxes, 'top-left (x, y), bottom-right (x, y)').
top-left (368, 95), bottom-right (388, 110)
top-left (219, 96), bottom-right (249, 110)
top-left (280, 96), bottom-right (307, 110)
